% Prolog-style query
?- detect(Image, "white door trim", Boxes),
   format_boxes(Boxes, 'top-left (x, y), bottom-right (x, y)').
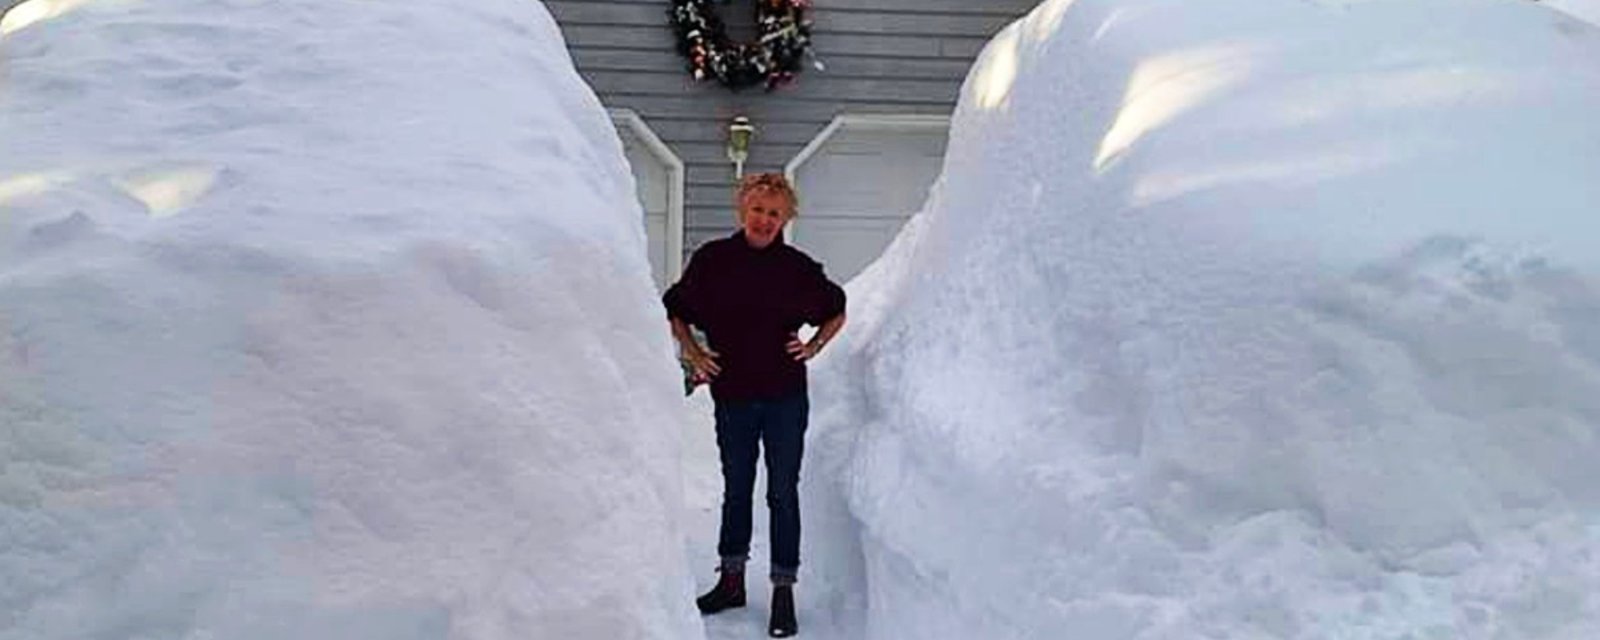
top-left (610, 108), bottom-right (686, 282)
top-left (782, 113), bottom-right (951, 241)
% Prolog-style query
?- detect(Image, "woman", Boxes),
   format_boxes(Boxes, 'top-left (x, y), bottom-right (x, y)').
top-left (663, 173), bottom-right (846, 638)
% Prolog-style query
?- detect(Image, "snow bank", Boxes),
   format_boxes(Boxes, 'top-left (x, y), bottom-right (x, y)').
top-left (0, 1), bottom-right (702, 638)
top-left (805, 0), bottom-right (1600, 637)
top-left (1546, 0), bottom-right (1600, 26)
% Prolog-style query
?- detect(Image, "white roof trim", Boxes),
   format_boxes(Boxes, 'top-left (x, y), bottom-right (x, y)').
top-left (609, 108), bottom-right (686, 283)
top-left (784, 114), bottom-right (951, 182)
top-left (783, 113), bottom-right (951, 242)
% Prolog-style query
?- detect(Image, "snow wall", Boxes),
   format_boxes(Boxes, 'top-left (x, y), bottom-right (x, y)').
top-left (1546, 0), bottom-right (1600, 26)
top-left (0, 1), bottom-right (702, 638)
top-left (803, 0), bottom-right (1600, 638)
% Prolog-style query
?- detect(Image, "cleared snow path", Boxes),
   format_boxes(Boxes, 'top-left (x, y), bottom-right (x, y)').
top-left (681, 390), bottom-right (862, 640)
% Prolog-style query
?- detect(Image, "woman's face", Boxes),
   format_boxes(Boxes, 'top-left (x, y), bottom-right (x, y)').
top-left (739, 188), bottom-right (793, 249)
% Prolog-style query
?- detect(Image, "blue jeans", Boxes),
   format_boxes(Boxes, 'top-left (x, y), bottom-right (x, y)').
top-left (714, 391), bottom-right (808, 585)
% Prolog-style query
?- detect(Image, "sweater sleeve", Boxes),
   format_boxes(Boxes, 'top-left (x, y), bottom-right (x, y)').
top-left (663, 247), bottom-right (708, 326)
top-left (798, 256), bottom-right (846, 326)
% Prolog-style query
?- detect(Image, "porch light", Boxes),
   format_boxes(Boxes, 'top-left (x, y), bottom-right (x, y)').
top-left (727, 115), bottom-right (755, 179)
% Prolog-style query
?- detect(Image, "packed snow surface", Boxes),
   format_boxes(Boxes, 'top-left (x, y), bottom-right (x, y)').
top-left (801, 0), bottom-right (1600, 638)
top-left (1545, 0), bottom-right (1600, 26)
top-left (0, 1), bottom-right (703, 638)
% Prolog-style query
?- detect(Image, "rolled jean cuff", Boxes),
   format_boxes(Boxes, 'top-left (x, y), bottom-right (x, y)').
top-left (719, 555), bottom-right (749, 572)
top-left (770, 566), bottom-right (798, 586)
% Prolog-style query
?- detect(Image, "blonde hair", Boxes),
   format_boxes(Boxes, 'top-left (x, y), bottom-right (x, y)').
top-left (735, 173), bottom-right (798, 217)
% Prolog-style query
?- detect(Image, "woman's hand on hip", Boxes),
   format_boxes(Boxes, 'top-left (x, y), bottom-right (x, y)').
top-left (682, 346), bottom-right (722, 382)
top-left (786, 334), bottom-right (821, 362)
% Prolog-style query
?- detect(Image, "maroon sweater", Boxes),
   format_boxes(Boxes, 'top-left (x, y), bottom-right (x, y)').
top-left (663, 232), bottom-right (846, 403)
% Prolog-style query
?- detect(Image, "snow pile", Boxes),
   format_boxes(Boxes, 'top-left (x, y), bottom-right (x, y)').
top-left (805, 0), bottom-right (1600, 637)
top-left (0, 1), bottom-right (702, 638)
top-left (1546, 0), bottom-right (1600, 26)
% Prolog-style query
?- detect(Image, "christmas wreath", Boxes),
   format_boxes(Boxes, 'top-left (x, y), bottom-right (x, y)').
top-left (668, 0), bottom-right (814, 91)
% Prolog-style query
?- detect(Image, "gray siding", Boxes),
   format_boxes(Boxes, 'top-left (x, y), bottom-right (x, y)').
top-left (546, 0), bottom-right (1039, 251)
top-left (0, 0), bottom-right (23, 23)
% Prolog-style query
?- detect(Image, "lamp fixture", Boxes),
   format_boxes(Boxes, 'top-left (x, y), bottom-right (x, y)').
top-left (727, 115), bottom-right (755, 179)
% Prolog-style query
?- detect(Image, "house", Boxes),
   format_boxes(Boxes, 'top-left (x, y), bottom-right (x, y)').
top-left (546, 0), bottom-right (1041, 287)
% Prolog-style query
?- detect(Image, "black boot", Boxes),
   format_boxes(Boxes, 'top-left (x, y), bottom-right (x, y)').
top-left (696, 568), bottom-right (745, 614)
top-left (768, 585), bottom-right (797, 637)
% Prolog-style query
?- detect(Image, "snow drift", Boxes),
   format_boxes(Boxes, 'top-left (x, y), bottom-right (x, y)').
top-left (0, 1), bottom-right (701, 638)
top-left (1546, 0), bottom-right (1600, 26)
top-left (804, 0), bottom-right (1600, 637)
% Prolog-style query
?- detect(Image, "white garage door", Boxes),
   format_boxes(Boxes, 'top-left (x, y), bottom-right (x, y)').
top-left (788, 115), bottom-right (949, 284)
top-left (611, 110), bottom-right (683, 291)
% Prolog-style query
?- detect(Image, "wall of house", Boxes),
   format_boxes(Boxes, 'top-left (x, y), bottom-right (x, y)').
top-left (0, 0), bottom-right (25, 23)
top-left (546, 0), bottom-right (1039, 251)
